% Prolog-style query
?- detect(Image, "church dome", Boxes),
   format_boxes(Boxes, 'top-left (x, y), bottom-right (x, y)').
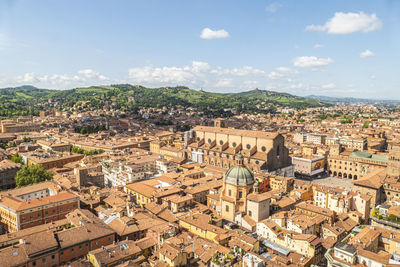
top-left (225, 154), bottom-right (254, 185)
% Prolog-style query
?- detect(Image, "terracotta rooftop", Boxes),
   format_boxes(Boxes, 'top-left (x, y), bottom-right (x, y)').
top-left (193, 126), bottom-right (279, 139)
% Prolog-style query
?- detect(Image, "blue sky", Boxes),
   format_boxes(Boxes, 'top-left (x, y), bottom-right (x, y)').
top-left (0, 0), bottom-right (399, 98)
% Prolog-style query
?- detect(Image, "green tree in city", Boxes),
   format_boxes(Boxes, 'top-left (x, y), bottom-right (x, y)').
top-left (15, 164), bottom-right (53, 187)
top-left (11, 153), bottom-right (24, 164)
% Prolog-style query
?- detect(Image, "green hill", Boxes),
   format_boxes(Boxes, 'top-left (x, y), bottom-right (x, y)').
top-left (0, 84), bottom-right (328, 118)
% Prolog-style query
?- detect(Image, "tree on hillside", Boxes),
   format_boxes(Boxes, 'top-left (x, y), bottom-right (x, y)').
top-left (15, 164), bottom-right (53, 187)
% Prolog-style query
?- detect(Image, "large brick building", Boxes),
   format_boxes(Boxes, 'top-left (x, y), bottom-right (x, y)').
top-left (188, 119), bottom-right (290, 172)
top-left (25, 153), bottom-right (84, 169)
top-left (0, 181), bottom-right (79, 233)
top-left (0, 209), bottom-right (116, 266)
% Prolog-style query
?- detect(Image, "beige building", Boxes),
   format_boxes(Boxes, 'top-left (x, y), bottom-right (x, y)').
top-left (219, 155), bottom-right (271, 231)
top-left (292, 155), bottom-right (325, 179)
top-left (188, 119), bottom-right (290, 172)
top-left (327, 149), bottom-right (387, 180)
top-left (312, 185), bottom-right (371, 221)
top-left (326, 136), bottom-right (367, 151)
top-left (294, 132), bottom-right (326, 145)
top-left (0, 121), bottom-right (40, 133)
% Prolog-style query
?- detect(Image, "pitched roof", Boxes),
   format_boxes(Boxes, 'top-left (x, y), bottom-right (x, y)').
top-left (193, 126), bottom-right (279, 139)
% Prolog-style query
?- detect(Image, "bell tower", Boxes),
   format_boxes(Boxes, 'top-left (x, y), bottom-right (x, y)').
top-left (214, 118), bottom-right (226, 128)
top-left (387, 153), bottom-right (400, 178)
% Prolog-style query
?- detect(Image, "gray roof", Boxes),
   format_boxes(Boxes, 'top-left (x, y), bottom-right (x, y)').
top-left (262, 240), bottom-right (290, 256)
top-left (350, 150), bottom-right (388, 163)
top-left (225, 165), bottom-right (254, 185)
top-left (335, 242), bottom-right (357, 254)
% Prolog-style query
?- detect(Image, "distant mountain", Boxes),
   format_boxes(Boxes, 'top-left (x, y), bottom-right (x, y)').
top-left (306, 95), bottom-right (400, 105)
top-left (0, 85), bottom-right (329, 118)
top-left (236, 88), bottom-right (324, 108)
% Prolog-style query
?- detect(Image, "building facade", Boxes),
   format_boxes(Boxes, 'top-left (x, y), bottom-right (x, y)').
top-left (188, 120), bottom-right (290, 172)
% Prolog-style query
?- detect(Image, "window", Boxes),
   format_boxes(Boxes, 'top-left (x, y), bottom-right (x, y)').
top-left (246, 144), bottom-right (251, 149)
top-left (228, 189), bottom-right (232, 196)
top-left (42, 258), bottom-right (46, 263)
top-left (32, 261), bottom-right (36, 266)
top-left (51, 255), bottom-right (55, 260)
top-left (225, 205), bottom-right (229, 212)
top-left (219, 140), bottom-right (223, 145)
top-left (208, 138), bottom-right (211, 144)
top-left (239, 191), bottom-right (242, 198)
top-left (248, 210), bottom-right (252, 217)
top-left (232, 142), bottom-right (237, 147)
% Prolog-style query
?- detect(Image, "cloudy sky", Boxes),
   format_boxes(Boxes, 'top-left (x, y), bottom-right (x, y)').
top-left (0, 0), bottom-right (399, 98)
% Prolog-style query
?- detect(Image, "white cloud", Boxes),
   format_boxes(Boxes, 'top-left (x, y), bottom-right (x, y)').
top-left (268, 67), bottom-right (297, 80)
top-left (191, 61), bottom-right (211, 72)
top-left (200, 28), bottom-right (229, 39)
top-left (78, 69), bottom-right (108, 80)
top-left (293, 56), bottom-right (333, 68)
top-left (314, 43), bottom-right (324, 49)
top-left (129, 66), bottom-right (195, 84)
top-left (128, 61), bottom-right (266, 87)
top-left (306, 12), bottom-right (382, 34)
top-left (215, 78), bottom-right (233, 88)
top-left (8, 69), bottom-right (110, 89)
top-left (17, 72), bottom-right (38, 83)
top-left (360, 49), bottom-right (375, 58)
top-left (268, 71), bottom-right (283, 80)
top-left (322, 83), bottom-right (336, 89)
top-left (216, 66), bottom-right (266, 76)
top-left (370, 75), bottom-right (376, 79)
top-left (266, 2), bottom-right (282, 13)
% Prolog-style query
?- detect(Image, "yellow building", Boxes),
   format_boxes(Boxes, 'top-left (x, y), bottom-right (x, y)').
top-left (220, 154), bottom-right (255, 222)
top-left (178, 213), bottom-right (229, 245)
